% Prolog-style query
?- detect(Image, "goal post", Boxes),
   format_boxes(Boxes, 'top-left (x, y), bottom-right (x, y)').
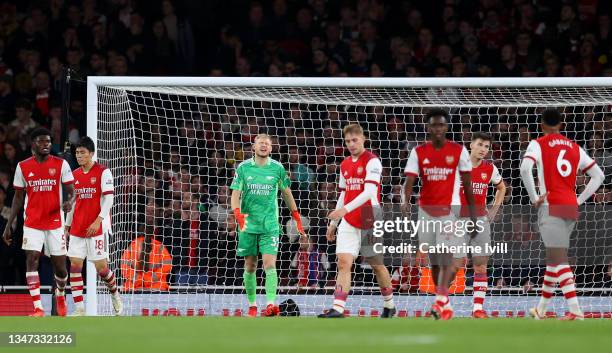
top-left (86, 77), bottom-right (612, 317)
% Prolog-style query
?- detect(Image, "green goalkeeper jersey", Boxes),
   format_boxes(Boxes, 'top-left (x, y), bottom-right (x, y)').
top-left (230, 157), bottom-right (291, 234)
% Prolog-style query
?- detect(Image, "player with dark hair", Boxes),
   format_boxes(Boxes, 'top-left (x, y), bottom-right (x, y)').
top-left (2, 127), bottom-right (75, 317)
top-left (65, 136), bottom-right (123, 316)
top-left (403, 109), bottom-right (477, 320)
top-left (454, 131), bottom-right (507, 318)
top-left (520, 108), bottom-right (604, 320)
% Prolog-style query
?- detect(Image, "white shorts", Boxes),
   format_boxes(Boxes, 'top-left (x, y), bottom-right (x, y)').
top-left (336, 219), bottom-right (377, 258)
top-left (538, 208), bottom-right (575, 248)
top-left (417, 208), bottom-right (466, 259)
top-left (457, 216), bottom-right (492, 257)
top-left (67, 232), bottom-right (109, 262)
top-left (22, 226), bottom-right (67, 256)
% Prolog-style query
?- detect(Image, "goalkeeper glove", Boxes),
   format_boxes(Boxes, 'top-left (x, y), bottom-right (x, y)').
top-left (233, 208), bottom-right (247, 231)
top-left (291, 210), bottom-right (305, 234)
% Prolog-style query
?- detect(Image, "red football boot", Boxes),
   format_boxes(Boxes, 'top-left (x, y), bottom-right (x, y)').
top-left (558, 312), bottom-right (584, 321)
top-left (29, 308), bottom-right (45, 317)
top-left (472, 310), bottom-right (488, 319)
top-left (441, 307), bottom-right (454, 320)
top-left (430, 303), bottom-right (443, 320)
top-left (56, 295), bottom-right (67, 317)
top-left (247, 306), bottom-right (258, 317)
top-left (263, 304), bottom-right (280, 317)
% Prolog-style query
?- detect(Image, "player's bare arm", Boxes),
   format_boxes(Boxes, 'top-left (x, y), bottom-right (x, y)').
top-left (326, 188), bottom-right (346, 242)
top-left (402, 175), bottom-right (416, 214)
top-left (488, 180), bottom-right (506, 221)
top-left (63, 183), bottom-right (75, 214)
top-left (459, 172), bottom-right (478, 235)
top-left (327, 206), bottom-right (347, 220)
top-left (2, 188), bottom-right (25, 245)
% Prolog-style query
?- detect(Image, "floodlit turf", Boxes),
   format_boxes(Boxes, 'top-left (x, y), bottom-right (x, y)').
top-left (0, 316), bottom-right (611, 353)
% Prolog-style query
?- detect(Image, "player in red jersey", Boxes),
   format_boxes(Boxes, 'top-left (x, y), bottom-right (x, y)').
top-left (65, 137), bottom-right (123, 316)
top-left (403, 109), bottom-right (477, 320)
top-left (318, 124), bottom-right (396, 318)
top-left (520, 109), bottom-right (604, 321)
top-left (456, 132), bottom-right (506, 319)
top-left (2, 128), bottom-right (74, 317)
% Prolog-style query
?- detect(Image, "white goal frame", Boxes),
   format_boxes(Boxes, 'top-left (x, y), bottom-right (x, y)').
top-left (86, 76), bottom-right (612, 316)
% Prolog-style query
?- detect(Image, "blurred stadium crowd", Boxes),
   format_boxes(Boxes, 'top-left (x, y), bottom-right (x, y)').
top-left (0, 0), bottom-right (611, 289)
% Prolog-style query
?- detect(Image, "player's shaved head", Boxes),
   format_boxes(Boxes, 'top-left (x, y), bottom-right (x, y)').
top-left (30, 127), bottom-right (52, 142)
top-left (30, 127), bottom-right (52, 159)
top-left (426, 109), bottom-right (449, 145)
top-left (541, 109), bottom-right (562, 127)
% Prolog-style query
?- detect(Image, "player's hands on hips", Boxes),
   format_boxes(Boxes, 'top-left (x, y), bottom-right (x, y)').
top-left (62, 201), bottom-right (72, 213)
top-left (2, 225), bottom-right (12, 246)
top-left (233, 208), bottom-right (248, 231)
top-left (470, 217), bottom-right (479, 239)
top-left (86, 217), bottom-right (103, 237)
top-left (327, 207), bottom-right (348, 221)
top-left (533, 192), bottom-right (548, 209)
top-left (325, 225), bottom-right (336, 242)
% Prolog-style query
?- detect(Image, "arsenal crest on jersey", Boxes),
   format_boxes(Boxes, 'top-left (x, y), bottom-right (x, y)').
top-left (91, 177), bottom-right (97, 184)
top-left (357, 166), bottom-right (364, 175)
top-left (445, 156), bottom-right (454, 165)
top-left (48, 168), bottom-right (56, 176)
top-left (481, 172), bottom-right (488, 180)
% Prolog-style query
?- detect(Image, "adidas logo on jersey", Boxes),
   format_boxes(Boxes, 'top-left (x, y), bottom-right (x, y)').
top-left (423, 158), bottom-right (430, 164)
top-left (266, 176), bottom-right (274, 180)
top-left (28, 172), bottom-right (35, 177)
top-left (247, 176), bottom-right (254, 180)
top-left (75, 181), bottom-right (80, 185)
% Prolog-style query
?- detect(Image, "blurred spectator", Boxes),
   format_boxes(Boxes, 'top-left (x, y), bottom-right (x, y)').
top-left (0, 74), bottom-right (15, 124)
top-left (287, 146), bottom-right (314, 195)
top-left (0, 140), bottom-right (23, 176)
top-left (588, 132), bottom-right (612, 180)
top-left (208, 185), bottom-right (230, 226)
top-left (495, 44), bottom-right (521, 77)
top-left (9, 99), bottom-right (37, 140)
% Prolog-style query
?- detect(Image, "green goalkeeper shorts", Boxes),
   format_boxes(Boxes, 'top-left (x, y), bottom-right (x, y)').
top-left (237, 231), bottom-right (280, 257)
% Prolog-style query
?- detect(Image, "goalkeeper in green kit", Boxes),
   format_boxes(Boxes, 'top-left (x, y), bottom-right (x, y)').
top-left (230, 134), bottom-right (308, 317)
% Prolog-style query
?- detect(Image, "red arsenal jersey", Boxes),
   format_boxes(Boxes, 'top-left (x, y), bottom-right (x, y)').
top-left (459, 160), bottom-right (502, 217)
top-left (70, 162), bottom-right (114, 237)
top-left (523, 133), bottom-right (596, 219)
top-left (404, 141), bottom-right (472, 217)
top-left (13, 156), bottom-right (74, 230)
top-left (339, 150), bottom-right (382, 229)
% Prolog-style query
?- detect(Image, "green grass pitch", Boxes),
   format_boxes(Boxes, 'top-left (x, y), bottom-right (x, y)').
top-left (1, 317), bottom-right (611, 353)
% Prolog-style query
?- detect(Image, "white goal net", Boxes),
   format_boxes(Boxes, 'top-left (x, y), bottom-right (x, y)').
top-left (88, 77), bottom-right (612, 317)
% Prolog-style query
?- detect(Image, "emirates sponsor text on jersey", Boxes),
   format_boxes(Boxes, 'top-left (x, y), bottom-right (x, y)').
top-left (423, 166), bottom-right (455, 181)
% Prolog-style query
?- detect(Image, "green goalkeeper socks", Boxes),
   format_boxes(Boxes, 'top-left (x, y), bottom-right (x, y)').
top-left (243, 271), bottom-right (257, 306)
top-left (264, 268), bottom-right (278, 305)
